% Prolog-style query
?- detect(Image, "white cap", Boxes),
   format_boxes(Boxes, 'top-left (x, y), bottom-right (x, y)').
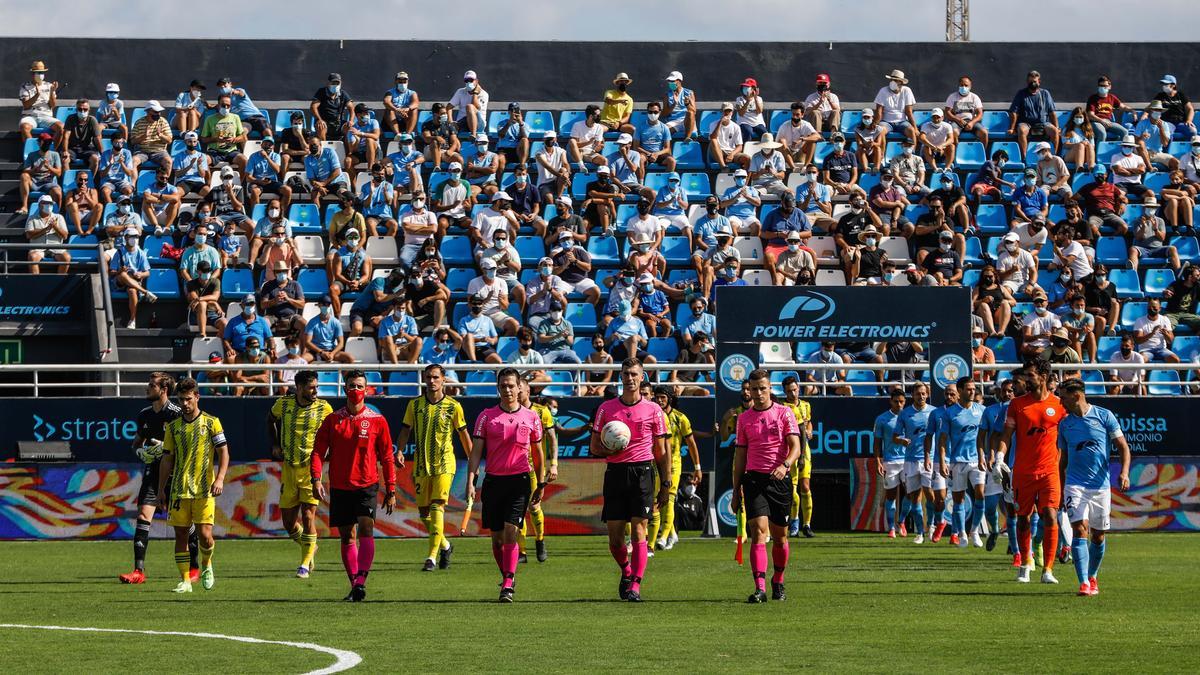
top-left (1003, 232), bottom-right (1020, 242)
top-left (861, 107), bottom-right (874, 118)
top-left (616, 133), bottom-right (633, 145)
top-left (1035, 141), bottom-right (1052, 153)
top-left (463, 70), bottom-right (477, 80)
top-left (636, 272), bottom-right (655, 284)
top-left (38, 194), bottom-right (54, 204)
top-left (596, 165), bottom-right (611, 175)
top-left (145, 100), bottom-right (165, 112)
top-left (732, 168), bottom-right (748, 177)
top-left (220, 166), bottom-right (236, 178)
top-left (122, 227), bottom-right (140, 237)
top-left (543, 130), bottom-right (557, 139)
top-left (930, 107), bottom-right (943, 117)
top-left (479, 257), bottom-right (497, 269)
top-left (556, 195), bottom-right (573, 207)
top-left (557, 227), bottom-right (574, 239)
top-left (448, 161), bottom-right (463, 171)
top-left (474, 133), bottom-right (488, 143)
top-left (492, 190), bottom-right (512, 201)
top-left (183, 131), bottom-right (198, 141)
top-left (665, 70), bottom-right (683, 82)
top-left (105, 82), bottom-right (120, 93)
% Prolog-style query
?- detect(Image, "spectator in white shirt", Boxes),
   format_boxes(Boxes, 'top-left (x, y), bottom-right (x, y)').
top-left (708, 102), bottom-right (749, 170)
top-left (467, 258), bottom-right (520, 336)
top-left (1021, 290), bottom-right (1061, 357)
top-left (1133, 298), bottom-right (1179, 363)
top-left (1033, 142), bottom-right (1072, 201)
top-left (873, 70), bottom-right (918, 144)
top-left (1111, 134), bottom-right (1153, 201)
top-left (534, 131), bottom-right (571, 204)
top-left (996, 231), bottom-right (1040, 296)
top-left (918, 108), bottom-right (957, 170)
top-left (1048, 224), bottom-right (1095, 281)
top-left (24, 194), bottom-right (70, 274)
top-left (734, 77), bottom-right (766, 141)
top-left (748, 134), bottom-right (789, 196)
top-left (776, 102), bottom-right (821, 171)
top-left (943, 76), bottom-right (987, 146)
top-left (448, 69), bottom-right (488, 136)
top-left (1012, 218), bottom-right (1049, 254)
top-left (803, 73), bottom-right (841, 133)
top-left (18, 60), bottom-right (61, 142)
top-left (568, 104), bottom-right (609, 174)
top-left (854, 108), bottom-right (887, 173)
top-left (1108, 333), bottom-right (1146, 394)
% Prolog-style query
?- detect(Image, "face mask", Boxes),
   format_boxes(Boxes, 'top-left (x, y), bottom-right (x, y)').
top-left (485, 268), bottom-right (496, 279)
top-left (724, 268), bottom-right (737, 278)
top-left (287, 346), bottom-right (300, 356)
top-left (494, 237), bottom-right (508, 247)
top-left (540, 265), bottom-right (552, 276)
top-left (438, 339), bottom-right (452, 350)
top-left (640, 283), bottom-right (654, 293)
top-left (981, 275), bottom-right (994, 285)
top-left (787, 243), bottom-right (799, 253)
top-left (637, 204), bottom-right (650, 215)
top-left (33, 73), bottom-right (45, 82)
top-left (449, 170), bottom-right (462, 178)
top-left (647, 113), bottom-right (660, 123)
top-left (972, 338), bottom-right (982, 349)
top-left (1148, 307), bottom-right (1159, 317)
top-left (223, 177), bottom-right (234, 186)
top-left (1121, 147), bottom-right (1133, 156)
top-left (475, 142), bottom-right (488, 152)
top-left (115, 203), bottom-right (129, 215)
top-left (76, 109), bottom-right (89, 120)
top-left (692, 307), bottom-right (704, 317)
top-left (958, 85), bottom-right (970, 96)
top-left (888, 81), bottom-right (900, 92)
top-left (1151, 111), bottom-right (1163, 121)
top-left (833, 141), bottom-right (845, 151)
top-left (560, 240), bottom-right (572, 250)
top-left (850, 203), bottom-right (864, 213)
top-left (881, 177), bottom-right (893, 186)
top-left (393, 308), bottom-right (407, 319)
top-left (741, 86), bottom-right (752, 97)
top-left (1121, 346), bottom-right (1133, 356)
top-left (39, 202), bottom-right (53, 215)
top-left (466, 82), bottom-right (476, 92)
top-left (635, 244), bottom-right (650, 253)
top-left (309, 145), bottom-right (320, 155)
top-left (544, 138), bottom-right (556, 147)
top-left (400, 141), bottom-right (414, 152)
top-left (621, 275), bottom-right (634, 285)
top-left (734, 177), bottom-right (746, 187)
top-left (864, 237), bottom-right (877, 247)
top-left (668, 82), bottom-right (679, 92)
top-left (412, 198), bottom-right (426, 209)
top-left (1005, 242), bottom-right (1018, 252)
top-left (804, 172), bottom-right (817, 183)
top-left (438, 114), bottom-right (448, 123)
top-left (243, 305), bottom-right (255, 316)
top-left (328, 84), bottom-right (340, 95)
top-left (113, 141), bottom-right (125, 150)
top-left (939, 242), bottom-right (951, 252)
top-left (346, 389), bottom-right (365, 405)
top-left (1163, 85), bottom-right (1173, 94)
top-left (705, 204), bottom-right (718, 215)
top-left (883, 272), bottom-right (895, 282)
top-left (346, 237), bottom-right (360, 249)
top-left (514, 174), bottom-right (527, 185)
top-left (902, 147), bottom-right (913, 156)
top-left (266, 207), bottom-right (281, 219)
top-left (791, 116), bottom-right (803, 125)
top-left (218, 106), bottom-right (230, 116)
top-left (1035, 306), bottom-right (1047, 315)
top-left (107, 92), bottom-right (118, 100)
top-left (1073, 115), bottom-right (1085, 125)
top-left (247, 346), bottom-right (261, 357)
top-left (1097, 86), bottom-right (1110, 96)
top-left (277, 273), bottom-right (290, 284)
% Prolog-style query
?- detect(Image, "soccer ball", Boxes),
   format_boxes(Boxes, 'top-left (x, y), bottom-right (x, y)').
top-left (601, 421), bottom-right (632, 452)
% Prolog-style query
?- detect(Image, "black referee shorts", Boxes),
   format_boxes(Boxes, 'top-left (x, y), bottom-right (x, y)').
top-left (602, 461), bottom-right (654, 523)
top-left (742, 471), bottom-right (792, 527)
top-left (482, 473), bottom-right (532, 532)
top-left (330, 485), bottom-right (379, 528)
top-left (137, 460), bottom-right (163, 507)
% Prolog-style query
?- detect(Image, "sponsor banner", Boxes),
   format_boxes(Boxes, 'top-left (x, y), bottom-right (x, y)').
top-left (0, 275), bottom-right (90, 322)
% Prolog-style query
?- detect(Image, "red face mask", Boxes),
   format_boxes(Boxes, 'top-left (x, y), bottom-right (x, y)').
top-left (346, 389), bottom-right (366, 406)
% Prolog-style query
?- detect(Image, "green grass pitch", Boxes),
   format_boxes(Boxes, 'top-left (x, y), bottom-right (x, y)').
top-left (1, 533), bottom-right (1198, 672)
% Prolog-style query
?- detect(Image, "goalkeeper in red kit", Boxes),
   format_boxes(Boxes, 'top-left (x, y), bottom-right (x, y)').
top-left (311, 370), bottom-right (397, 602)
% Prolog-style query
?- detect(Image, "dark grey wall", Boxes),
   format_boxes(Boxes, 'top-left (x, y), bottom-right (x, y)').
top-left (3, 39), bottom-right (1198, 104)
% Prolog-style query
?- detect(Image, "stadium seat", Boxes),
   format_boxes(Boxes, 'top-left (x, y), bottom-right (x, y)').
top-left (667, 268), bottom-right (699, 286)
top-left (316, 371), bottom-right (341, 397)
top-left (565, 302), bottom-right (597, 333)
top-left (857, 172), bottom-right (882, 193)
top-left (1109, 268), bottom-right (1143, 299)
top-left (1148, 370), bottom-right (1181, 396)
top-left (807, 236), bottom-right (837, 265)
top-left (672, 142), bottom-right (705, 171)
top-left (1171, 236), bottom-right (1200, 265)
top-left (741, 269), bottom-right (774, 286)
top-left (514, 236), bottom-right (545, 264)
top-left (769, 370), bottom-right (802, 397)
top-left (732, 237), bottom-right (763, 265)
top-left (542, 371), bottom-right (577, 398)
top-left (345, 336), bottom-right (378, 364)
top-left (1096, 142), bottom-right (1122, 165)
top-left (839, 110), bottom-right (863, 134)
top-left (846, 369), bottom-right (879, 397)
top-left (815, 269), bottom-right (846, 286)
top-left (956, 142), bottom-right (986, 170)
top-left (986, 336), bottom-right (1018, 363)
top-left (66, 234), bottom-right (100, 262)
top-left (1096, 336), bottom-right (1123, 363)
top-left (988, 140), bottom-right (1022, 168)
top-left (296, 235), bottom-right (325, 265)
top-left (698, 110), bottom-right (724, 137)
top-left (557, 110), bottom-right (585, 136)
top-left (963, 237), bottom-right (983, 267)
top-left (879, 236), bottom-right (910, 263)
top-left (760, 341), bottom-right (794, 363)
top-left (1070, 172), bottom-right (1096, 193)
top-left (441, 235), bottom-right (474, 266)
top-left (190, 337), bottom-right (223, 363)
top-left (1120, 301), bottom-right (1148, 331)
top-left (793, 342), bottom-right (821, 361)
top-left (680, 173), bottom-right (710, 199)
top-left (588, 236), bottom-right (620, 267)
top-left (444, 267), bottom-right (475, 300)
top-left (1172, 335), bottom-right (1200, 360)
top-left (1144, 172), bottom-right (1171, 193)
top-left (384, 371), bottom-right (420, 397)
top-left (660, 236), bottom-right (691, 265)
top-left (288, 204), bottom-right (322, 232)
top-left (1143, 269), bottom-right (1175, 298)
top-left (274, 109), bottom-right (308, 133)
top-left (296, 268), bottom-right (329, 298)
top-left (1097, 237), bottom-right (1130, 267)
top-left (647, 338), bottom-right (679, 363)
top-left (961, 269), bottom-right (980, 288)
top-left (464, 370), bottom-right (497, 396)
top-left (572, 337), bottom-right (596, 362)
top-left (221, 268), bottom-right (256, 299)
top-left (974, 204), bottom-right (1007, 235)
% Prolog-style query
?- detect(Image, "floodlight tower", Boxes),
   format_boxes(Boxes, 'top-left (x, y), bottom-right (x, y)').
top-left (947, 0), bottom-right (969, 42)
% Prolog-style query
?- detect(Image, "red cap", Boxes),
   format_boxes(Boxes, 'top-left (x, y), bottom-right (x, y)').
top-left (740, 77), bottom-right (758, 88)
top-left (37, 132), bottom-right (53, 141)
top-left (815, 73), bottom-right (831, 84)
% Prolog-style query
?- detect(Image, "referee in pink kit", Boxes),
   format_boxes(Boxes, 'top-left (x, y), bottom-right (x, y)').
top-left (590, 358), bottom-right (672, 603)
top-left (466, 367), bottom-right (545, 603)
top-left (733, 368), bottom-right (803, 603)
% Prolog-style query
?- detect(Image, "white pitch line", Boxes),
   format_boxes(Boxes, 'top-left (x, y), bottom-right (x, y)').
top-left (0, 623), bottom-right (361, 675)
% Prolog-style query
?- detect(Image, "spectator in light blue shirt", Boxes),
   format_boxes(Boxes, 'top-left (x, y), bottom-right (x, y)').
top-left (1133, 101), bottom-right (1178, 169)
top-left (496, 102), bottom-right (529, 166)
top-left (386, 132), bottom-right (424, 196)
top-left (653, 172), bottom-right (691, 238)
top-left (378, 297), bottom-right (422, 363)
top-left (691, 195), bottom-right (732, 272)
top-left (383, 71), bottom-right (420, 136)
top-left (748, 134), bottom-right (790, 196)
top-left (678, 296), bottom-right (717, 347)
top-left (244, 136), bottom-right (292, 214)
top-left (719, 168), bottom-right (762, 234)
top-left (223, 294), bottom-right (273, 356)
top-left (217, 76), bottom-right (271, 138)
top-left (636, 101), bottom-right (676, 171)
top-left (303, 294), bottom-right (354, 363)
top-left (171, 131), bottom-right (211, 196)
top-left (359, 165), bottom-right (397, 236)
top-left (109, 228), bottom-right (154, 328)
top-left (179, 221), bottom-right (223, 282)
top-left (345, 102), bottom-right (381, 174)
top-left (173, 79), bottom-right (208, 135)
top-left (608, 133), bottom-right (653, 199)
top-left (303, 132), bottom-right (350, 203)
top-left (1010, 169), bottom-right (1049, 224)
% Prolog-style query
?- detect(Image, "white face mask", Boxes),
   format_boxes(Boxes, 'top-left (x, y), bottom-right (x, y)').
top-left (647, 113), bottom-right (660, 123)
top-left (413, 199), bottom-right (425, 209)
top-left (277, 273), bottom-right (289, 284)
top-left (268, 208), bottom-right (280, 219)
top-left (1005, 242), bottom-right (1018, 252)
top-left (939, 242), bottom-right (951, 252)
top-left (888, 81), bottom-right (901, 93)
top-left (1163, 84), bottom-right (1174, 94)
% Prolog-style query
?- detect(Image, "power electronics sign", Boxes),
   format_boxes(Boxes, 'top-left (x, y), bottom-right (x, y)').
top-left (0, 275), bottom-right (88, 321)
top-left (715, 287), bottom-right (972, 343)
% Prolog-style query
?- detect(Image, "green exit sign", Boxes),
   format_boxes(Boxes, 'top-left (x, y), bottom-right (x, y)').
top-left (0, 339), bottom-right (23, 364)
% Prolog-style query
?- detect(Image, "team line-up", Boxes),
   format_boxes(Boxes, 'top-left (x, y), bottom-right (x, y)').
top-left (116, 358), bottom-right (1127, 602)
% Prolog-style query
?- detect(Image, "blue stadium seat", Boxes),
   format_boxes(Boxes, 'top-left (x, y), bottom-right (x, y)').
top-left (767, 110), bottom-right (791, 135)
top-left (698, 110), bottom-right (723, 137)
top-left (961, 269), bottom-right (980, 288)
top-left (441, 235), bottom-right (474, 266)
top-left (1109, 268), bottom-right (1143, 299)
top-left (672, 142), bottom-right (705, 171)
top-left (1046, 204), bottom-right (1067, 224)
top-left (839, 110), bottom-right (863, 134)
top-left (975, 204), bottom-right (1008, 235)
top-left (812, 141), bottom-right (835, 167)
top-left (565, 302), bottom-right (597, 333)
top-left (464, 371), bottom-right (497, 395)
top-left (846, 369), bottom-right (879, 396)
top-left (572, 337), bottom-right (596, 362)
top-left (646, 338), bottom-right (678, 363)
top-left (1143, 268), bottom-right (1175, 298)
top-left (1097, 237), bottom-right (1129, 267)
top-left (1171, 236), bottom-right (1200, 265)
top-left (523, 111), bottom-right (555, 139)
top-left (1081, 370), bottom-right (1108, 396)
top-left (1096, 142), bottom-right (1122, 165)
top-left (445, 267), bottom-right (476, 300)
top-left (316, 371), bottom-right (340, 397)
top-left (146, 269), bottom-right (181, 299)
top-left (615, 203), bottom-right (638, 227)
top-left (1096, 336), bottom-right (1123, 363)
top-left (999, 172), bottom-right (1024, 200)
top-left (660, 236), bottom-right (691, 265)
top-left (883, 141), bottom-right (905, 164)
top-left (144, 236), bottom-right (175, 266)
top-left (134, 170), bottom-right (156, 194)
top-left (1144, 172), bottom-right (1171, 193)
top-left (1148, 370), bottom-right (1181, 395)
top-left (982, 114), bottom-right (1014, 140)
top-left (1120, 301), bottom-right (1148, 331)
top-left (569, 173), bottom-right (590, 200)
top-left (857, 172), bottom-right (882, 193)
top-left (956, 141), bottom-right (986, 170)
top-left (667, 268), bottom-right (699, 286)
top-left (983, 236), bottom-right (1001, 260)
top-left (928, 170), bottom-right (960, 189)
top-left (794, 341), bottom-right (820, 361)
top-left (644, 173), bottom-right (670, 194)
top-left (588, 236), bottom-right (620, 267)
top-left (904, 204), bottom-right (929, 223)
top-left (1070, 172), bottom-right (1096, 193)
top-left (385, 371), bottom-right (420, 397)
top-left (274, 110), bottom-right (308, 133)
top-left (322, 203), bottom-right (343, 227)
top-left (769, 370), bottom-right (801, 397)
top-left (288, 203), bottom-right (322, 231)
top-left (514, 236), bottom-right (545, 264)
top-left (295, 269), bottom-right (328, 298)
top-left (963, 237), bottom-right (983, 267)
top-left (542, 371), bottom-right (577, 397)
top-left (496, 336), bottom-right (519, 361)
top-left (1173, 335), bottom-right (1200, 360)
top-left (557, 110), bottom-right (585, 136)
top-left (61, 169), bottom-right (80, 193)
top-left (988, 141), bottom-right (1023, 168)
top-left (67, 235), bottom-right (99, 262)
top-left (986, 336), bottom-right (1018, 363)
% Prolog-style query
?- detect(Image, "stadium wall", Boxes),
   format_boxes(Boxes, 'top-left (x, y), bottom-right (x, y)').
top-left (3, 39), bottom-right (1200, 104)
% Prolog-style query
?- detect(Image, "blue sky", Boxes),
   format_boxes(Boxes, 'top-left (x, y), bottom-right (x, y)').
top-left (3, 0), bottom-right (1200, 41)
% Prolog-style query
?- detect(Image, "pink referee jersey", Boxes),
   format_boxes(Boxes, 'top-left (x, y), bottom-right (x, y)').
top-left (592, 397), bottom-right (667, 464)
top-left (736, 403), bottom-right (800, 473)
top-left (473, 405), bottom-right (544, 476)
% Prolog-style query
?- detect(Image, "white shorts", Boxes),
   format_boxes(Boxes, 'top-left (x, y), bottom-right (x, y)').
top-left (950, 461), bottom-right (987, 492)
top-left (882, 460), bottom-right (905, 489)
top-left (903, 460), bottom-right (924, 492)
top-left (984, 469), bottom-right (1005, 497)
top-left (568, 277), bottom-right (598, 295)
top-left (1064, 484), bottom-right (1111, 531)
top-left (656, 213), bottom-right (690, 233)
top-left (922, 464), bottom-right (946, 491)
top-left (728, 215), bottom-right (761, 234)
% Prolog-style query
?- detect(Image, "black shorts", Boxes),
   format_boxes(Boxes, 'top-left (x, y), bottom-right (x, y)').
top-left (137, 459), bottom-right (163, 507)
top-left (207, 148), bottom-right (241, 164)
top-left (611, 344), bottom-right (649, 363)
top-left (602, 461), bottom-right (654, 522)
top-left (459, 345), bottom-right (497, 362)
top-left (330, 485), bottom-right (379, 527)
top-left (741, 471), bottom-right (792, 527)
top-left (482, 473), bottom-right (531, 532)
top-left (250, 180), bottom-right (285, 195)
top-left (499, 147), bottom-right (523, 165)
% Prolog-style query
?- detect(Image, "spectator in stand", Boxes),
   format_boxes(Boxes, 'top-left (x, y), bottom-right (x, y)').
top-left (550, 229), bottom-right (601, 306)
top-left (278, 111), bottom-right (308, 176)
top-left (456, 295), bottom-right (502, 364)
top-left (65, 169), bottom-right (100, 235)
top-left (697, 230), bottom-right (739, 295)
top-left (670, 331), bottom-right (716, 397)
top-left (477, 228), bottom-right (525, 311)
top-left (662, 70), bottom-right (697, 139)
top-left (420, 102), bottom-right (462, 170)
top-left (748, 133), bottom-right (789, 197)
top-left (605, 133), bottom-right (649, 203)
top-left (97, 82), bottom-right (126, 137)
top-left (734, 77), bottom-right (766, 141)
top-left (603, 265), bottom-right (640, 324)
top-left (397, 191), bottom-right (436, 268)
top-left (535, 130), bottom-right (570, 203)
top-left (385, 132), bottom-right (424, 199)
top-left (214, 218), bottom-right (243, 270)
top-left (1007, 70), bottom-right (1059, 161)
top-left (1030, 142), bottom-right (1072, 202)
top-left (464, 133), bottom-right (501, 199)
top-left (185, 259), bottom-right (224, 338)
top-left (258, 260), bottom-right (305, 337)
top-left (719, 168), bottom-right (762, 235)
top-left (925, 171), bottom-right (969, 231)
top-left (921, 230), bottom-right (963, 286)
top-left (1128, 197), bottom-right (1181, 272)
top-left (708, 101), bottom-right (748, 169)
top-left (171, 131), bottom-right (211, 199)
top-left (967, 148), bottom-right (1015, 213)
top-left (1134, 101), bottom-right (1179, 171)
top-left (776, 102), bottom-right (821, 171)
top-left (141, 166), bottom-right (181, 235)
top-left (806, 341), bottom-right (852, 397)
top-left (918, 108), bottom-right (957, 171)
top-left (405, 241), bottom-right (450, 328)
top-left (535, 302), bottom-right (581, 365)
top-left (508, 163), bottom-right (546, 237)
top-left (1076, 165), bottom-right (1128, 235)
top-left (471, 191), bottom-right (518, 255)
top-left (105, 194), bottom-right (144, 245)
top-left (496, 102), bottom-right (530, 168)
top-left (382, 71), bottom-right (420, 136)
top-left (1134, 298), bottom-right (1179, 363)
top-left (1162, 168), bottom-right (1196, 234)
top-left (910, 194), bottom-right (959, 264)
top-left (1010, 168), bottom-right (1049, 227)
top-left (173, 79), bottom-right (208, 135)
top-left (1021, 289), bottom-right (1060, 357)
top-left (1084, 264), bottom-right (1121, 337)
top-left (304, 131), bottom-right (351, 204)
top-left (583, 334), bottom-right (614, 395)
top-left (634, 273), bottom-right (672, 337)
top-left (633, 102), bottom-right (675, 175)
top-left (1111, 135), bottom-right (1153, 201)
top-left (347, 266), bottom-right (403, 337)
top-left (378, 297), bottom-right (422, 364)
top-left (691, 195), bottom-right (731, 275)
top-left (359, 165), bottom-right (396, 237)
top-left (944, 75), bottom-right (987, 147)
top-left (19, 132), bottom-right (63, 213)
top-left (1108, 333), bottom-right (1146, 395)
top-left (25, 194), bottom-right (70, 274)
top-left (996, 231), bottom-right (1039, 296)
top-left (200, 94), bottom-right (247, 171)
top-left (206, 166), bottom-right (252, 237)
top-left (652, 171), bottom-right (692, 240)
top-left (874, 69), bottom-right (918, 144)
top-left (761, 192), bottom-right (810, 278)
top-left (326, 194), bottom-right (365, 248)
top-left (625, 197), bottom-right (662, 251)
top-left (601, 72), bottom-right (636, 135)
top-left (1040, 327), bottom-right (1082, 382)
top-left (568, 104), bottom-right (608, 175)
top-left (972, 264), bottom-right (1015, 337)
top-left (585, 165), bottom-right (623, 235)
top-left (426, 327), bottom-right (463, 389)
top-left (1164, 264), bottom-right (1200, 332)
top-left (626, 234), bottom-right (667, 279)
top-left (218, 77), bottom-right (271, 140)
top-left (679, 296), bottom-right (717, 349)
top-left (467, 258), bottom-right (520, 337)
top-left (508, 328), bottom-right (550, 384)
top-left (109, 228), bottom-right (153, 327)
top-left (710, 257), bottom-right (747, 304)
top-left (449, 70), bottom-right (488, 136)
top-left (822, 133), bottom-right (863, 198)
top-left (854, 107), bottom-right (886, 173)
top-left (274, 337), bottom-right (307, 393)
top-left (232, 336), bottom-right (271, 396)
top-left (890, 137), bottom-right (929, 200)
top-left (326, 227), bottom-right (371, 317)
top-left (833, 192), bottom-right (882, 268)
top-left (61, 98), bottom-right (102, 174)
top-left (545, 195), bottom-right (587, 245)
top-left (1152, 74), bottom-right (1196, 140)
top-left (129, 100), bottom-right (174, 173)
top-left (868, 172), bottom-right (912, 239)
top-left (1012, 215), bottom-right (1049, 256)
top-left (1049, 222), bottom-right (1095, 282)
top-left (302, 295), bottom-right (353, 364)
top-left (179, 220), bottom-right (221, 283)
top-left (847, 225), bottom-right (889, 286)
top-left (435, 162), bottom-right (474, 233)
top-left (1085, 75), bottom-right (1130, 142)
top-left (605, 299), bottom-right (655, 364)
top-left (245, 136), bottom-right (291, 214)
top-left (1058, 199), bottom-right (1098, 260)
top-left (1062, 294), bottom-right (1097, 364)
top-left (18, 60), bottom-right (61, 142)
top-left (793, 162), bottom-right (836, 232)
top-left (310, 73), bottom-right (353, 141)
top-left (804, 73), bottom-right (841, 133)
top-left (524, 257), bottom-right (569, 329)
top-left (1061, 108), bottom-right (1097, 171)
top-left (223, 294), bottom-right (273, 359)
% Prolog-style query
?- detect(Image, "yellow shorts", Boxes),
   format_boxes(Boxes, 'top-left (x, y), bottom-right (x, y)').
top-left (280, 463), bottom-right (318, 509)
top-left (168, 497), bottom-right (215, 527)
top-left (791, 447), bottom-right (812, 483)
top-left (415, 473), bottom-right (454, 508)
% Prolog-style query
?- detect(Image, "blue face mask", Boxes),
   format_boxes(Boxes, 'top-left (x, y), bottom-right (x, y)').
top-left (734, 177), bottom-right (746, 187)
top-left (971, 338), bottom-right (982, 349)
top-left (1121, 147), bottom-right (1133, 155)
top-left (220, 86), bottom-right (233, 95)
top-left (958, 85), bottom-right (970, 96)
top-left (485, 268), bottom-right (496, 279)
top-left (320, 306), bottom-right (331, 318)
top-left (396, 83), bottom-right (408, 93)
top-left (741, 87), bottom-right (751, 97)
top-left (561, 240), bottom-right (573, 250)
top-left (328, 85), bottom-right (340, 95)
top-left (247, 347), bottom-right (260, 357)
top-left (1097, 86), bottom-right (1110, 96)
top-left (194, 234), bottom-right (207, 246)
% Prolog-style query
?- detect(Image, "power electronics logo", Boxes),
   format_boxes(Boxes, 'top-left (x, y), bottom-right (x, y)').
top-left (0, 283), bottom-right (71, 317)
top-left (749, 289), bottom-right (935, 340)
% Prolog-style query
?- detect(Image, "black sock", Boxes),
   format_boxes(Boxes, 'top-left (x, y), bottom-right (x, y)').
top-left (188, 525), bottom-right (200, 568)
top-left (134, 518), bottom-right (152, 571)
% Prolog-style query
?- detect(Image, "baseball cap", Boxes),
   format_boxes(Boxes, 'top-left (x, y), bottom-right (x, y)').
top-left (557, 229), bottom-right (574, 240)
top-left (930, 107), bottom-right (943, 117)
top-left (37, 194), bottom-right (54, 204)
top-left (741, 77), bottom-right (758, 88)
top-left (815, 73), bottom-right (830, 84)
top-left (732, 168), bottom-right (748, 177)
top-left (189, 79), bottom-right (205, 90)
top-left (780, 191), bottom-right (796, 205)
top-left (543, 130), bottom-right (557, 139)
top-left (492, 190), bottom-right (512, 201)
top-left (508, 101), bottom-right (521, 111)
top-left (667, 172), bottom-right (681, 182)
top-left (474, 133), bottom-right (488, 143)
top-left (37, 132), bottom-right (53, 141)
top-left (327, 72), bottom-right (342, 83)
top-left (260, 136), bottom-right (275, 146)
top-left (831, 132), bottom-right (845, 143)
top-left (463, 70), bottom-right (477, 81)
top-left (448, 161), bottom-right (463, 171)
top-left (861, 107), bottom-right (874, 119)
top-left (105, 82), bottom-right (120, 93)
top-left (1093, 164), bottom-right (1108, 175)
top-left (556, 195), bottom-right (573, 207)
top-left (144, 100), bottom-right (165, 112)
top-left (904, 263), bottom-right (919, 272)
top-left (242, 293), bottom-right (256, 305)
top-left (220, 166), bottom-right (236, 178)
top-left (636, 272), bottom-right (655, 285)
top-left (117, 194), bottom-right (132, 204)
top-left (217, 76), bottom-right (232, 85)
top-left (538, 256), bottom-right (554, 266)
top-left (182, 130), bottom-right (198, 142)
top-left (395, 71), bottom-right (409, 80)
top-left (1035, 141), bottom-right (1052, 153)
top-left (939, 230), bottom-right (954, 240)
top-left (479, 257), bottom-right (497, 269)
top-left (208, 351), bottom-right (223, 364)
top-left (1161, 74), bottom-right (1178, 85)
top-left (720, 101), bottom-right (734, 111)
top-left (397, 132), bottom-right (413, 142)
top-left (1002, 232), bottom-right (1020, 242)
top-left (616, 133), bottom-right (633, 145)
top-left (1024, 168), bottom-right (1038, 178)
top-left (122, 228), bottom-right (140, 238)
top-left (785, 231), bottom-right (802, 242)
top-left (596, 165), bottom-right (611, 175)
top-left (665, 71), bottom-right (683, 82)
